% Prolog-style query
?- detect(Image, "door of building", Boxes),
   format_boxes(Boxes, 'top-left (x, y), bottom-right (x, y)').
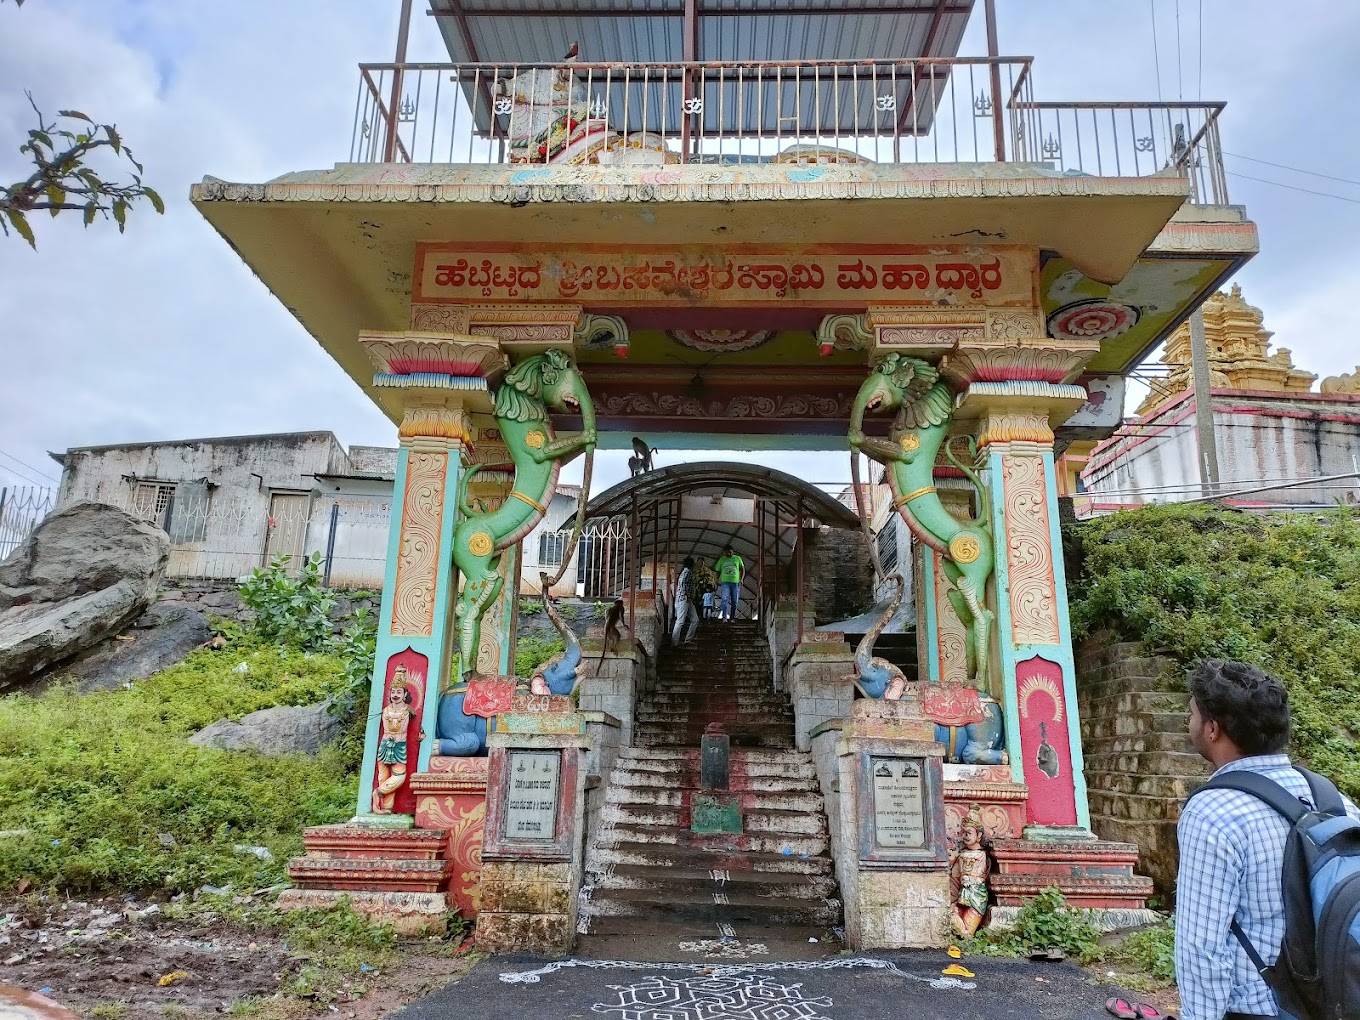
top-left (263, 492), bottom-right (309, 571)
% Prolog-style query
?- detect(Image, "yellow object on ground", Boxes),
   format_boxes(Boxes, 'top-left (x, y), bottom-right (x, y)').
top-left (941, 964), bottom-right (975, 978)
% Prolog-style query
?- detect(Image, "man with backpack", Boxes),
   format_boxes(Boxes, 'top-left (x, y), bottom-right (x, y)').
top-left (1176, 659), bottom-right (1360, 1020)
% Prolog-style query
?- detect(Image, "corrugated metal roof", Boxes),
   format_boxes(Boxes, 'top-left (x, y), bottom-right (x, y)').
top-left (432, 0), bottom-right (972, 64)
top-left (428, 0), bottom-right (975, 136)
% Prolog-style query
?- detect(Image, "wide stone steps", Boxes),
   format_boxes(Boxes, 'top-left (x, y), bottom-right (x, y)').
top-left (596, 821), bottom-right (830, 857)
top-left (580, 623), bottom-right (840, 938)
top-left (636, 730), bottom-right (795, 750)
top-left (590, 839), bottom-right (834, 876)
top-left (635, 708), bottom-right (792, 725)
top-left (602, 802), bottom-right (827, 836)
top-left (593, 864), bottom-right (837, 896)
top-left (606, 783), bottom-right (823, 811)
top-left (582, 887), bottom-right (841, 927)
top-left (611, 770), bottom-right (818, 795)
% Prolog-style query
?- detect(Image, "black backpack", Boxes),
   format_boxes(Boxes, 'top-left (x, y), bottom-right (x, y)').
top-left (1187, 767), bottom-right (1360, 1020)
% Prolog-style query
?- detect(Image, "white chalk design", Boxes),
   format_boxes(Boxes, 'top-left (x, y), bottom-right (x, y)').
top-left (592, 973), bottom-right (833, 1020)
top-left (497, 957), bottom-right (977, 992)
top-left (678, 939), bottom-right (771, 959)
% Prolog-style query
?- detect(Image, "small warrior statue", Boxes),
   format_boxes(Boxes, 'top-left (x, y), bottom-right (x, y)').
top-left (371, 665), bottom-right (425, 814)
top-left (950, 803), bottom-right (992, 938)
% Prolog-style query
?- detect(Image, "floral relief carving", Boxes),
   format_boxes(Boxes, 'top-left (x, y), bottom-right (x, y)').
top-left (409, 303), bottom-right (471, 332)
top-left (985, 309), bottom-right (1043, 340)
top-left (934, 556), bottom-right (971, 686)
top-left (391, 451), bottom-right (448, 636)
top-left (1001, 454), bottom-right (1060, 646)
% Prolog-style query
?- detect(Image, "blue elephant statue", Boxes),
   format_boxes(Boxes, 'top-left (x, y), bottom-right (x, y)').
top-left (935, 696), bottom-right (1007, 765)
top-left (434, 684), bottom-right (492, 757)
top-left (529, 581), bottom-right (582, 697)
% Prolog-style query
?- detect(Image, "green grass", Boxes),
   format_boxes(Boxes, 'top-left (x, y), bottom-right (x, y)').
top-left (1067, 504), bottom-right (1360, 799)
top-left (0, 642), bottom-right (362, 893)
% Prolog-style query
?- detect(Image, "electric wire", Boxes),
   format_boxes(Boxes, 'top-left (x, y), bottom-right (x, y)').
top-left (0, 448), bottom-right (59, 484)
top-left (1225, 171), bottom-right (1360, 205)
top-left (1222, 151), bottom-right (1360, 188)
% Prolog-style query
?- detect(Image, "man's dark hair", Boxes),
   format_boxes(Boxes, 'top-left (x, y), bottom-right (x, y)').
top-left (1189, 659), bottom-right (1292, 755)
top-left (683, 556), bottom-right (695, 569)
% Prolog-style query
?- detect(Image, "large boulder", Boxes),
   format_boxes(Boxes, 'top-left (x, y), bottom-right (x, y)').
top-left (0, 502), bottom-right (169, 689)
top-left (0, 501), bottom-right (168, 610)
top-left (68, 604), bottom-right (213, 693)
top-left (188, 702), bottom-right (342, 756)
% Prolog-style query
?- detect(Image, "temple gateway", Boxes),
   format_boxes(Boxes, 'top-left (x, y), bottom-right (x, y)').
top-left (192, 0), bottom-right (1256, 951)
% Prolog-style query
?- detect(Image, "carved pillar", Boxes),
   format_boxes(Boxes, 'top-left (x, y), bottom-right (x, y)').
top-left (943, 335), bottom-right (1097, 835)
top-left (352, 334), bottom-right (509, 824)
top-left (914, 479), bottom-right (975, 688)
top-left (464, 417), bottom-right (521, 676)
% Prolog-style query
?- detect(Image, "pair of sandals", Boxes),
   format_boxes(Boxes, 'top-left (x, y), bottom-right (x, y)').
top-left (1106, 998), bottom-right (1175, 1020)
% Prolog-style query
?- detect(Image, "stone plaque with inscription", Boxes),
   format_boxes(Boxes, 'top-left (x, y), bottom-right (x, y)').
top-left (503, 750), bottom-right (561, 842)
top-left (871, 756), bottom-right (927, 850)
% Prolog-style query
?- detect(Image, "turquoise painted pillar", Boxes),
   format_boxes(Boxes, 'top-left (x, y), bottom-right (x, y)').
top-left (354, 410), bottom-right (471, 824)
top-left (981, 427), bottom-right (1091, 833)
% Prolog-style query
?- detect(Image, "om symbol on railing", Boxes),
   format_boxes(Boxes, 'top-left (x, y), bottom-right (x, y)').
top-left (875, 94), bottom-right (897, 112)
top-left (493, 98), bottom-right (513, 115)
top-left (682, 97), bottom-right (704, 115)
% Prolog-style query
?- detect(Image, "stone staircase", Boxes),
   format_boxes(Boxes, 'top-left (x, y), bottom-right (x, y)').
top-left (581, 620), bottom-right (841, 938)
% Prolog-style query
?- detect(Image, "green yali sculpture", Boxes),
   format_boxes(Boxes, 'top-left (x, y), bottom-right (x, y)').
top-left (453, 348), bottom-right (596, 677)
top-left (848, 353), bottom-right (995, 693)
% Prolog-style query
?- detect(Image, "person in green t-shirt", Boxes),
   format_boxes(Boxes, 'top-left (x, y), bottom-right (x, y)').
top-left (714, 545), bottom-right (744, 621)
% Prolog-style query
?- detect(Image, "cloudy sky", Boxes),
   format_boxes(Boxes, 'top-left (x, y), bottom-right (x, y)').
top-left (1, 0), bottom-right (1357, 496)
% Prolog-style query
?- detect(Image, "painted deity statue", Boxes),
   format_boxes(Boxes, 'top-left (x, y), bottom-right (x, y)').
top-left (452, 349), bottom-right (596, 678)
top-left (950, 804), bottom-right (992, 938)
top-left (372, 665), bottom-right (423, 814)
top-left (849, 354), bottom-right (995, 693)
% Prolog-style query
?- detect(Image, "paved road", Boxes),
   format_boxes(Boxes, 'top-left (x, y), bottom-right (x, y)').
top-left (396, 950), bottom-right (1133, 1020)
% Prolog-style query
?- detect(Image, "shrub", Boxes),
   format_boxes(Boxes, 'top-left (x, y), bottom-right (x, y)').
top-left (0, 645), bottom-right (357, 893)
top-left (515, 635), bottom-right (565, 677)
top-left (1067, 504), bottom-right (1360, 799)
top-left (1108, 920), bottom-right (1176, 986)
top-left (238, 553), bottom-right (335, 653)
top-left (969, 886), bottom-right (1104, 961)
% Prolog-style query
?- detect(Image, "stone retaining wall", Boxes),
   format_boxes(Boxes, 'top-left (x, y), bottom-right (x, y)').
top-left (1077, 636), bottom-right (1209, 898)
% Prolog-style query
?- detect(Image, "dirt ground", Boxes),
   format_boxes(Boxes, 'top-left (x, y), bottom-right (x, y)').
top-left (0, 894), bottom-right (475, 1019)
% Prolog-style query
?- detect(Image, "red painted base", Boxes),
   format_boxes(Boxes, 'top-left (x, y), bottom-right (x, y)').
top-left (412, 757), bottom-right (490, 919)
top-left (943, 764), bottom-right (1028, 841)
top-left (989, 837), bottom-right (1154, 910)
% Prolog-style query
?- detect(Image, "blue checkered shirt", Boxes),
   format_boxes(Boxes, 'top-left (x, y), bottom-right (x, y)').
top-left (1174, 754), bottom-right (1360, 1020)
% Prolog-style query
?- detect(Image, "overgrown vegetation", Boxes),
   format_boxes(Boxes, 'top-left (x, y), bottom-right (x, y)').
top-left (515, 635), bottom-right (565, 677)
top-left (966, 886), bottom-right (1104, 962)
top-left (1067, 504), bottom-right (1360, 798)
top-left (0, 644), bottom-right (357, 893)
top-left (1105, 920), bottom-right (1177, 989)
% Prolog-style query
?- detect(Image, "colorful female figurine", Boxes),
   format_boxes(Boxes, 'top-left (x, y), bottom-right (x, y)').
top-left (371, 665), bottom-right (424, 814)
top-left (950, 804), bottom-right (992, 938)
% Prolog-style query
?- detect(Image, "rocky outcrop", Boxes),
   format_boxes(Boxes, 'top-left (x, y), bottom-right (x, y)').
top-left (68, 603), bottom-right (213, 693)
top-left (0, 503), bottom-right (169, 689)
top-left (189, 702), bottom-right (342, 756)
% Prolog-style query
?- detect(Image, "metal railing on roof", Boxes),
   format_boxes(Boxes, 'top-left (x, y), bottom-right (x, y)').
top-left (1012, 100), bottom-right (1230, 205)
top-left (349, 57), bottom-right (1230, 202)
top-left (352, 57), bottom-right (1036, 167)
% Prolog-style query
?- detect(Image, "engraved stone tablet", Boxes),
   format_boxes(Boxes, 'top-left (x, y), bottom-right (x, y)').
top-left (871, 756), bottom-right (926, 849)
top-left (503, 749), bottom-right (561, 842)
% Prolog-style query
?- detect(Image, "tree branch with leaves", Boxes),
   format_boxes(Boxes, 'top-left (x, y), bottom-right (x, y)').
top-left (2, 94), bottom-right (163, 248)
